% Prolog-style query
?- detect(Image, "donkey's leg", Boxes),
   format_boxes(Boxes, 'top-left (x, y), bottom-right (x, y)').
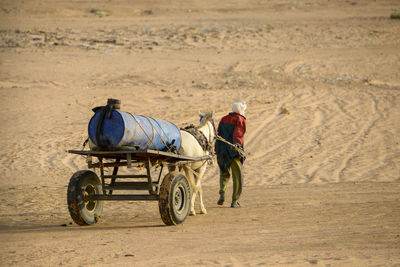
top-left (184, 166), bottom-right (197, 216)
top-left (195, 166), bottom-right (207, 214)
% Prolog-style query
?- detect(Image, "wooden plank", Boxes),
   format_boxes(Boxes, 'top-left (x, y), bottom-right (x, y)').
top-left (91, 194), bottom-right (158, 201)
top-left (68, 149), bottom-right (212, 162)
top-left (102, 174), bottom-right (149, 179)
top-left (104, 182), bottom-right (154, 191)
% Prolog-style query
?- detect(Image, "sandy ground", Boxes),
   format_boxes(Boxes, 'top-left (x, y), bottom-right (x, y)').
top-left (0, 0), bottom-right (399, 266)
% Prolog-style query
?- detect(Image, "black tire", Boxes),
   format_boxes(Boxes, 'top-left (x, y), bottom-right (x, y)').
top-left (67, 170), bottom-right (104, 226)
top-left (158, 173), bottom-right (191, 225)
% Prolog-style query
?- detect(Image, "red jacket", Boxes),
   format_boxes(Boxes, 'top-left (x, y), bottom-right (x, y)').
top-left (218, 112), bottom-right (246, 145)
top-left (216, 112), bottom-right (246, 171)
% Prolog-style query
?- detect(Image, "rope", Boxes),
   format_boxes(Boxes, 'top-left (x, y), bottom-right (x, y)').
top-left (150, 118), bottom-right (172, 152)
top-left (129, 113), bottom-right (160, 151)
top-left (215, 135), bottom-right (247, 157)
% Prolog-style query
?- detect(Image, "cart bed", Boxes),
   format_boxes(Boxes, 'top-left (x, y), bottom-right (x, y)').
top-left (68, 149), bottom-right (212, 163)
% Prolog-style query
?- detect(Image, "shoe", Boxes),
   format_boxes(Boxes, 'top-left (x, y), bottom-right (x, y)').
top-left (217, 195), bottom-right (225, 205)
top-left (231, 202), bottom-right (241, 208)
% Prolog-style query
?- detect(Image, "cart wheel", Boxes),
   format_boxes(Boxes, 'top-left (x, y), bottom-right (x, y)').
top-left (67, 170), bottom-right (103, 226)
top-left (158, 173), bottom-right (191, 225)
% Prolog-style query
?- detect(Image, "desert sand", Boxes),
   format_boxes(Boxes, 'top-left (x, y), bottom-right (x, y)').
top-left (0, 0), bottom-right (399, 266)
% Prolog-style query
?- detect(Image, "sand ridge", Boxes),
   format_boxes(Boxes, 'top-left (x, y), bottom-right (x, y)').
top-left (0, 0), bottom-right (399, 266)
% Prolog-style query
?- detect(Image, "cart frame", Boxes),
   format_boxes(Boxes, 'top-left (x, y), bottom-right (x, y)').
top-left (67, 149), bottom-right (211, 226)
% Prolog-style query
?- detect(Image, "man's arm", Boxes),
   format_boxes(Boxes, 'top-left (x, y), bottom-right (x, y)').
top-left (233, 116), bottom-right (246, 146)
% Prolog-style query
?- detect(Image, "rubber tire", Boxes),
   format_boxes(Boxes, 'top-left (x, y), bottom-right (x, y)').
top-left (67, 170), bottom-right (104, 226)
top-left (158, 173), bottom-right (191, 225)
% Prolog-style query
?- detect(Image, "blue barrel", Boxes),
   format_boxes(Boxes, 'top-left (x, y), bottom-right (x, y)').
top-left (88, 109), bottom-right (181, 151)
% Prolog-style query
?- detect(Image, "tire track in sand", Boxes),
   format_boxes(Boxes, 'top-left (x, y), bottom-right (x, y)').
top-left (336, 89), bottom-right (383, 182)
top-left (303, 87), bottom-right (382, 183)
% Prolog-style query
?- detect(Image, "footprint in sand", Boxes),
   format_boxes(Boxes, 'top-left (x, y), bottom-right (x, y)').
top-left (312, 109), bottom-right (325, 127)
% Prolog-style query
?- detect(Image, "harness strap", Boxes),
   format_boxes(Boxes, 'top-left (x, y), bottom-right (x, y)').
top-left (182, 126), bottom-right (212, 154)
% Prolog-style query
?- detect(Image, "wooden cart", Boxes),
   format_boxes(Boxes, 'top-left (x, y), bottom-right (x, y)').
top-left (67, 149), bottom-right (211, 226)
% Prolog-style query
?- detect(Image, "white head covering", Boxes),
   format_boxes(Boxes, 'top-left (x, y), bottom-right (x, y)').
top-left (232, 102), bottom-right (247, 117)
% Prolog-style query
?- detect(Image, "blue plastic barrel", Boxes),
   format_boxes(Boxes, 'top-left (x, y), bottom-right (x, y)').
top-left (88, 109), bottom-right (181, 151)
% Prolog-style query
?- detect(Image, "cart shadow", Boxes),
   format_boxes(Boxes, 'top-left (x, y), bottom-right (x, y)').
top-left (0, 223), bottom-right (167, 234)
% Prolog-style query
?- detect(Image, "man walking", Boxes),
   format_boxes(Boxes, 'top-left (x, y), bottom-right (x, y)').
top-left (215, 102), bottom-right (247, 208)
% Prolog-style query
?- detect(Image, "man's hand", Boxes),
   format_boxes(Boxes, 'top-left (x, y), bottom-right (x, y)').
top-left (234, 143), bottom-right (242, 150)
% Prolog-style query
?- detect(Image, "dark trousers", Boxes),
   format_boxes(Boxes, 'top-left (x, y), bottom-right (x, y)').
top-left (219, 157), bottom-right (242, 203)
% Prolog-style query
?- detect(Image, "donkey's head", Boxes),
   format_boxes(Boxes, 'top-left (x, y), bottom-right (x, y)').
top-left (198, 110), bottom-right (214, 126)
top-left (198, 111), bottom-right (216, 142)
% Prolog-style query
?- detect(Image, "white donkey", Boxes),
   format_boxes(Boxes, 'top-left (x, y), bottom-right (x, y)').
top-left (179, 111), bottom-right (215, 216)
